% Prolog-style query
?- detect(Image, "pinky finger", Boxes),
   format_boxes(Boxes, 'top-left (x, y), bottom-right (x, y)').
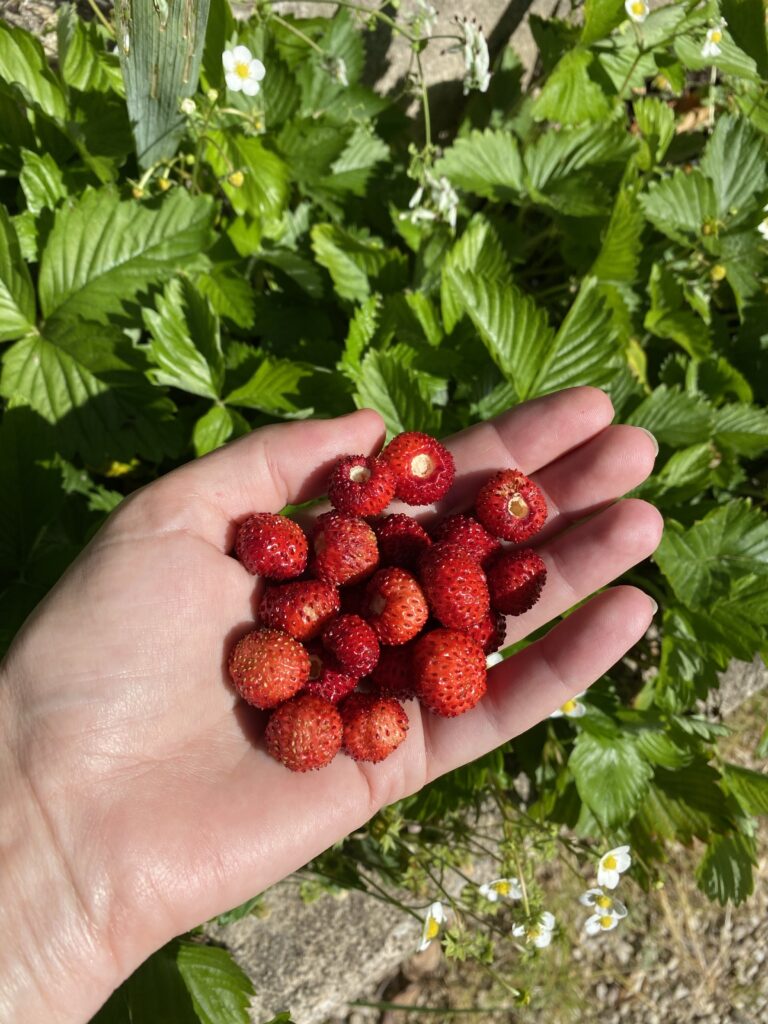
top-left (422, 586), bottom-right (656, 783)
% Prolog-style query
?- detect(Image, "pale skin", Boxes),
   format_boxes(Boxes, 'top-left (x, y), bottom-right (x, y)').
top-left (0, 387), bottom-right (662, 1023)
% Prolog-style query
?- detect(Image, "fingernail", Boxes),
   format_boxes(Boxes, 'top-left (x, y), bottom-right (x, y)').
top-left (638, 427), bottom-right (659, 456)
top-left (647, 596), bottom-right (658, 615)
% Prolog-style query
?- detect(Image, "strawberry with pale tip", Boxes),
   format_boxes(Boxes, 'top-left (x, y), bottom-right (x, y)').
top-left (259, 579), bottom-right (340, 641)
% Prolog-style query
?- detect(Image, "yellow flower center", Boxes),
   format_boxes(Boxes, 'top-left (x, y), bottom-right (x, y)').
top-left (602, 855), bottom-right (617, 871)
top-left (426, 918), bottom-right (440, 940)
top-left (561, 699), bottom-right (576, 714)
top-left (235, 61), bottom-right (250, 79)
top-left (631, 1), bottom-right (645, 14)
top-left (599, 915), bottom-right (614, 929)
top-left (494, 881), bottom-right (510, 895)
top-left (597, 895), bottom-right (613, 910)
top-left (710, 30), bottom-right (722, 43)
top-left (528, 926), bottom-right (540, 940)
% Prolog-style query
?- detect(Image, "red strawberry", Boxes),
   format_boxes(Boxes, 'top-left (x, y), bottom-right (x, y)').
top-left (322, 614), bottom-right (380, 677)
top-left (328, 455), bottom-right (396, 517)
top-left (311, 511), bottom-right (379, 586)
top-left (419, 542), bottom-right (490, 629)
top-left (265, 693), bottom-right (343, 771)
top-left (370, 644), bottom-right (416, 699)
top-left (235, 513), bottom-right (308, 579)
top-left (259, 579), bottom-right (340, 641)
top-left (486, 549), bottom-right (547, 615)
top-left (228, 628), bottom-right (309, 709)
top-left (475, 469), bottom-right (547, 542)
top-left (413, 628), bottom-right (487, 717)
top-left (380, 432), bottom-right (455, 505)
top-left (371, 513), bottom-right (432, 570)
top-left (363, 567), bottom-right (429, 645)
top-left (304, 643), bottom-right (358, 703)
top-left (433, 514), bottom-right (501, 568)
top-left (463, 609), bottom-right (506, 654)
top-left (340, 693), bottom-right (409, 763)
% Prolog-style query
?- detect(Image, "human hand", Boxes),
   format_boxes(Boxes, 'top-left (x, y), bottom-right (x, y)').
top-left (0, 387), bottom-right (661, 1023)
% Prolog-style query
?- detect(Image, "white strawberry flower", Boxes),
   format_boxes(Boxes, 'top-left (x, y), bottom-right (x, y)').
top-left (702, 19), bottom-right (727, 59)
top-left (417, 900), bottom-right (445, 952)
top-left (597, 846), bottom-right (632, 890)
top-left (403, 172), bottom-right (459, 231)
top-left (549, 690), bottom-right (587, 719)
top-left (585, 911), bottom-right (622, 935)
top-left (455, 17), bottom-right (491, 94)
top-left (624, 0), bottom-right (649, 23)
top-left (222, 45), bottom-right (266, 96)
top-left (180, 97), bottom-right (197, 115)
top-left (410, 0), bottom-right (438, 38)
top-left (512, 910), bottom-right (556, 948)
top-left (479, 877), bottom-right (523, 902)
top-left (759, 205), bottom-right (768, 241)
top-left (579, 887), bottom-right (628, 919)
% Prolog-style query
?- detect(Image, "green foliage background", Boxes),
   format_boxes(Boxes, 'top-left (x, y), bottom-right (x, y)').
top-left (1, 0), bottom-right (768, 1019)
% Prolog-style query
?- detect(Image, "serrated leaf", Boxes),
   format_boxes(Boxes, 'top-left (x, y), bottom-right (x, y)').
top-left (196, 268), bottom-right (256, 329)
top-left (0, 321), bottom-right (181, 463)
top-left (39, 188), bottom-right (214, 325)
top-left (675, 31), bottom-right (759, 81)
top-left (258, 248), bottom-right (324, 298)
top-left (433, 129), bottom-right (524, 201)
top-left (533, 48), bottom-right (612, 124)
top-left (639, 168), bottom-right (717, 244)
top-left (626, 385), bottom-right (713, 446)
top-left (569, 732), bottom-right (653, 827)
top-left (591, 188), bottom-right (645, 284)
top-left (633, 96), bottom-right (675, 164)
top-left (696, 832), bottom-right (756, 905)
top-left (445, 270), bottom-right (553, 400)
top-left (644, 264), bottom-right (711, 359)
top-left (311, 224), bottom-right (403, 303)
top-left (176, 939), bottom-right (254, 1024)
top-left (699, 114), bottom-right (768, 226)
top-left (0, 21), bottom-right (67, 121)
top-left (19, 149), bottom-right (67, 215)
top-left (713, 403), bottom-right (768, 457)
top-left (340, 294), bottom-right (381, 371)
top-left (722, 763), bottom-right (768, 815)
top-left (347, 347), bottom-right (441, 436)
top-left (193, 404), bottom-right (236, 456)
top-left (57, 4), bottom-right (121, 93)
top-left (0, 205), bottom-right (36, 341)
top-left (654, 499), bottom-right (768, 609)
top-left (320, 125), bottom-right (389, 196)
top-left (581, 0), bottom-right (625, 44)
top-left (144, 278), bottom-right (224, 399)
top-left (441, 216), bottom-right (511, 332)
top-left (206, 132), bottom-right (289, 227)
top-left (225, 357), bottom-right (313, 416)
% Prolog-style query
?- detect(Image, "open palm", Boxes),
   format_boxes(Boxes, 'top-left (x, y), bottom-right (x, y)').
top-left (3, 387), bottom-right (661, 1022)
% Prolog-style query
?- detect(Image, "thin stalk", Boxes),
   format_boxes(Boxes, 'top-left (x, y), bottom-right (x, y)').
top-left (86, 0), bottom-right (114, 35)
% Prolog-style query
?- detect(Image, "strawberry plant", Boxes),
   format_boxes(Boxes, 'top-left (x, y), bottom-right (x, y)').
top-left (1, 0), bottom-right (767, 1020)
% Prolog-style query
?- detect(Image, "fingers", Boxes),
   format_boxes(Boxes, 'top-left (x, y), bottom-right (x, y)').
top-left (435, 386), bottom-right (616, 518)
top-left (118, 410), bottom-right (386, 550)
top-left (422, 586), bottom-right (656, 781)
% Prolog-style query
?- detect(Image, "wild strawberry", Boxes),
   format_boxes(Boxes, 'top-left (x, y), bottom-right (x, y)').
top-left (228, 628), bottom-right (309, 709)
top-left (265, 693), bottom-right (343, 772)
top-left (463, 609), bottom-right (506, 654)
top-left (370, 645), bottom-right (416, 700)
top-left (322, 614), bottom-right (380, 677)
top-left (486, 549), bottom-right (547, 615)
top-left (259, 579), bottom-right (340, 641)
top-left (380, 431), bottom-right (455, 505)
top-left (475, 469), bottom-right (547, 542)
top-left (413, 628), bottom-right (487, 717)
top-left (419, 543), bottom-right (490, 629)
top-left (433, 514), bottom-right (501, 568)
top-left (328, 455), bottom-right (396, 517)
top-left (304, 643), bottom-right (358, 703)
top-left (363, 567), bottom-right (429, 645)
top-left (340, 693), bottom-right (409, 763)
top-left (311, 511), bottom-right (379, 586)
top-left (371, 513), bottom-right (432, 570)
top-left (234, 512), bottom-right (308, 579)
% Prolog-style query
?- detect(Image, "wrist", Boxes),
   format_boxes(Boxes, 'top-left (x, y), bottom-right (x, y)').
top-left (0, 676), bottom-right (123, 1024)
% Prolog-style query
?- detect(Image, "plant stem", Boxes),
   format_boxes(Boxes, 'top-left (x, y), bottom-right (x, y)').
top-left (86, 0), bottom-right (115, 36)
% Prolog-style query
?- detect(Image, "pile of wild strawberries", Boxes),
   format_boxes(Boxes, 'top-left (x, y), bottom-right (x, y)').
top-left (228, 431), bottom-right (547, 772)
